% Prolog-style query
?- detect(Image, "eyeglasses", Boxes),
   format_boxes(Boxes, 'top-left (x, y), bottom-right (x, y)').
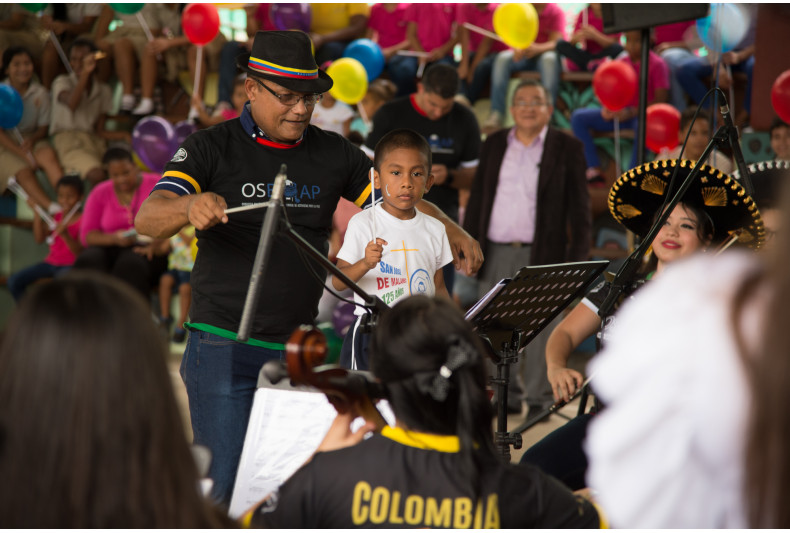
top-left (513, 100), bottom-right (548, 108)
top-left (252, 77), bottom-right (322, 107)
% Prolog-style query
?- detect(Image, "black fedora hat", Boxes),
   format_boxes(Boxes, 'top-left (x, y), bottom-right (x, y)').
top-left (608, 159), bottom-right (765, 249)
top-left (236, 30), bottom-right (333, 94)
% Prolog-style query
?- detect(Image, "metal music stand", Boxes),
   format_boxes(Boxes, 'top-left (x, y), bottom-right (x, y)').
top-left (467, 261), bottom-right (608, 461)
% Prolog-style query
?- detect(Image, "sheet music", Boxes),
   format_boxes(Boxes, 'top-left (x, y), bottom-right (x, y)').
top-left (229, 387), bottom-right (394, 519)
top-left (464, 279), bottom-right (507, 321)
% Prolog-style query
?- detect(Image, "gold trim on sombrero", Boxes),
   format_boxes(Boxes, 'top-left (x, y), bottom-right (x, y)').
top-left (617, 204), bottom-right (642, 218)
top-left (641, 173), bottom-right (666, 195)
top-left (701, 186), bottom-right (727, 207)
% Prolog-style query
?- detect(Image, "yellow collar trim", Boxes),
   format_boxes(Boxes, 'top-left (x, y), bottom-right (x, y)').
top-left (381, 426), bottom-right (460, 453)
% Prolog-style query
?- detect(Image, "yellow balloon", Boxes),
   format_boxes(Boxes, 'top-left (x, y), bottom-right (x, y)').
top-left (493, 3), bottom-right (539, 50)
top-left (326, 57), bottom-right (368, 105)
top-left (132, 151), bottom-right (151, 172)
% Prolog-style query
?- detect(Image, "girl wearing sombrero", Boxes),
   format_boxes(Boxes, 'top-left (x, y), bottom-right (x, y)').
top-left (518, 159), bottom-right (764, 490)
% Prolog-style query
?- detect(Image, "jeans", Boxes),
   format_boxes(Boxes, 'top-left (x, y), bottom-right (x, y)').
top-left (556, 41), bottom-right (622, 72)
top-left (571, 107), bottom-right (638, 170)
top-left (676, 55), bottom-right (754, 113)
top-left (7, 262), bottom-right (70, 301)
top-left (490, 49), bottom-right (561, 115)
top-left (180, 329), bottom-right (284, 505)
top-left (659, 47), bottom-right (698, 111)
top-left (460, 52), bottom-right (497, 103)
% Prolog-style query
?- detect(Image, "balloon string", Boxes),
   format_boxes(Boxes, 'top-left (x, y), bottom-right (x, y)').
top-left (461, 23), bottom-right (504, 43)
top-left (192, 46), bottom-right (204, 107)
top-left (357, 100), bottom-right (370, 130)
top-left (613, 116), bottom-right (621, 179)
top-left (12, 127), bottom-right (36, 167)
top-left (49, 31), bottom-right (73, 75)
top-left (136, 11), bottom-right (162, 61)
top-left (369, 167), bottom-right (377, 241)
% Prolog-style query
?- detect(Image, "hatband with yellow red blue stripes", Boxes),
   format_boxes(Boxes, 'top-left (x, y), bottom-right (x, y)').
top-left (248, 56), bottom-right (318, 79)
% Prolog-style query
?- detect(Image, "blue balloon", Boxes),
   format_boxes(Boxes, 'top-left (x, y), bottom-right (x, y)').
top-left (343, 39), bottom-right (385, 82)
top-left (696, 3), bottom-right (748, 54)
top-left (0, 84), bottom-right (23, 129)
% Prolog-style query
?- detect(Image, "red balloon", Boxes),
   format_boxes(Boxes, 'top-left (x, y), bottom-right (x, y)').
top-left (645, 103), bottom-right (681, 153)
top-left (593, 61), bottom-right (637, 111)
top-left (182, 3), bottom-right (220, 46)
top-left (771, 70), bottom-right (790, 124)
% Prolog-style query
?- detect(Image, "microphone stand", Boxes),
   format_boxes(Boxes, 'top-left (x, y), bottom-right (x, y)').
top-left (237, 164), bottom-right (387, 342)
top-left (597, 109), bottom-right (740, 319)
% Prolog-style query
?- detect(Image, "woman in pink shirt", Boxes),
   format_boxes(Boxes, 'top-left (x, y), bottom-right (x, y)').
top-left (74, 147), bottom-right (168, 296)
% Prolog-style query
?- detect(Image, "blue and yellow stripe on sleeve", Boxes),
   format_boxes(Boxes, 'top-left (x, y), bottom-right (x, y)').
top-left (353, 182), bottom-right (372, 208)
top-left (152, 171), bottom-right (203, 196)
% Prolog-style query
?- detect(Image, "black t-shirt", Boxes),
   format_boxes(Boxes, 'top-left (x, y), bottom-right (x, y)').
top-left (251, 427), bottom-right (601, 529)
top-left (154, 113), bottom-right (372, 343)
top-left (363, 95), bottom-right (481, 222)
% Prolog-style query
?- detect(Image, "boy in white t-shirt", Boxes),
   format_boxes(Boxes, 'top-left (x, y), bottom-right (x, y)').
top-left (333, 128), bottom-right (453, 369)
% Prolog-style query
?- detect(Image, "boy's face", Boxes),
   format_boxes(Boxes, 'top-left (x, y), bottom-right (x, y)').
top-left (771, 125), bottom-right (790, 160)
top-left (683, 119), bottom-right (711, 159)
top-left (375, 147), bottom-right (434, 220)
top-left (56, 184), bottom-right (82, 213)
top-left (624, 31), bottom-right (642, 61)
top-left (69, 45), bottom-right (91, 75)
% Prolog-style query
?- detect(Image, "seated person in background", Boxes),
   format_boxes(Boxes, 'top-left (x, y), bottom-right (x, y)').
top-left (366, 3), bottom-right (410, 96)
top-left (0, 272), bottom-right (236, 527)
top-left (456, 3), bottom-right (508, 105)
top-left (556, 3), bottom-right (623, 72)
top-left (0, 5), bottom-right (45, 67)
top-left (482, 3), bottom-right (565, 132)
top-left (769, 118), bottom-right (790, 161)
top-left (333, 129), bottom-right (452, 370)
top-left (7, 174), bottom-right (83, 302)
top-left (191, 73), bottom-right (247, 127)
top-left (571, 30), bottom-right (669, 185)
top-left (393, 3), bottom-right (458, 98)
top-left (0, 46), bottom-right (63, 211)
top-left (158, 225), bottom-right (195, 343)
top-left (310, 82), bottom-right (355, 137)
top-left (73, 147), bottom-right (167, 298)
top-left (652, 19), bottom-right (698, 111)
top-left (40, 3), bottom-right (102, 89)
top-left (659, 106), bottom-right (734, 175)
top-left (245, 295), bottom-right (604, 529)
top-left (50, 38), bottom-right (130, 185)
top-left (309, 2), bottom-right (369, 65)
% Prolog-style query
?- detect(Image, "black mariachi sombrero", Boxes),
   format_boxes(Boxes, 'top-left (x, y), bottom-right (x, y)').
top-left (608, 159), bottom-right (765, 249)
top-left (733, 159), bottom-right (790, 211)
top-left (236, 30), bottom-right (333, 93)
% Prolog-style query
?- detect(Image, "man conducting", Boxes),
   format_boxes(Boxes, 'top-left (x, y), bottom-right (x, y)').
top-left (135, 30), bottom-right (483, 505)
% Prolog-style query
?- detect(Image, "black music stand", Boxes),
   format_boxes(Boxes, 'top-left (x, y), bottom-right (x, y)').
top-left (467, 261), bottom-right (608, 461)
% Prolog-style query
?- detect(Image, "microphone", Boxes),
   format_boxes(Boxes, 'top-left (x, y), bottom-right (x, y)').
top-left (719, 101), bottom-right (754, 197)
top-left (237, 164), bottom-right (287, 342)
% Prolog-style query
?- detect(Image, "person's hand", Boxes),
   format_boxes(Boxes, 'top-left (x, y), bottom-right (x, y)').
top-left (19, 138), bottom-right (33, 153)
top-left (426, 48), bottom-right (443, 63)
top-left (381, 45), bottom-right (397, 60)
top-left (654, 42), bottom-right (673, 54)
top-left (363, 238), bottom-right (386, 270)
top-left (721, 50), bottom-right (740, 66)
top-left (186, 192), bottom-right (228, 230)
top-left (190, 92), bottom-right (205, 112)
top-left (50, 20), bottom-right (67, 36)
top-left (114, 231), bottom-right (137, 247)
top-left (457, 61), bottom-right (469, 81)
top-left (547, 366), bottom-right (584, 402)
top-left (132, 243), bottom-right (155, 260)
top-left (81, 53), bottom-right (97, 75)
top-left (431, 163), bottom-right (449, 186)
top-left (316, 401), bottom-right (376, 452)
top-left (146, 37), bottom-right (170, 55)
top-left (445, 224), bottom-right (483, 275)
top-left (716, 67), bottom-right (733, 90)
top-left (514, 46), bottom-right (539, 61)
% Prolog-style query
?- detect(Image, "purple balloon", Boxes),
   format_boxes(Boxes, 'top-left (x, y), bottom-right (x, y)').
top-left (173, 120), bottom-right (197, 152)
top-left (331, 301), bottom-right (356, 337)
top-left (270, 3), bottom-right (311, 32)
top-left (132, 116), bottom-right (175, 174)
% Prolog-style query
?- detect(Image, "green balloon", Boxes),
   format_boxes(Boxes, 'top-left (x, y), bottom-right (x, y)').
top-left (21, 3), bottom-right (47, 13)
top-left (109, 3), bottom-right (144, 15)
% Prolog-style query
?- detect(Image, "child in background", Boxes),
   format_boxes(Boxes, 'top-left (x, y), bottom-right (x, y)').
top-left (456, 3), bottom-right (508, 104)
top-left (158, 225), bottom-right (195, 343)
top-left (659, 106), bottom-right (733, 174)
top-left (350, 78), bottom-right (396, 137)
top-left (770, 118), bottom-right (790, 161)
top-left (333, 128), bottom-right (452, 370)
top-left (191, 74), bottom-right (247, 127)
top-left (571, 30), bottom-right (669, 185)
top-left (7, 174), bottom-right (83, 301)
top-left (310, 66), bottom-right (354, 136)
top-left (556, 3), bottom-right (623, 72)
